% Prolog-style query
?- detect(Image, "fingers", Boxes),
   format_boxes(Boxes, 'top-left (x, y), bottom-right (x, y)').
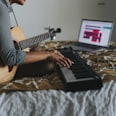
top-left (49, 50), bottom-right (74, 68)
top-left (64, 57), bottom-right (74, 67)
top-left (54, 50), bottom-right (64, 57)
top-left (54, 50), bottom-right (74, 68)
top-left (58, 56), bottom-right (74, 68)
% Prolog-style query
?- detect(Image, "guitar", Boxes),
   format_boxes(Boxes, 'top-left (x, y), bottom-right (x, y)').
top-left (0, 26), bottom-right (61, 84)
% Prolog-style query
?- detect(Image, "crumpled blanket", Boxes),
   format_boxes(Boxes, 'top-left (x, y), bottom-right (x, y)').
top-left (0, 80), bottom-right (116, 116)
top-left (0, 41), bottom-right (116, 93)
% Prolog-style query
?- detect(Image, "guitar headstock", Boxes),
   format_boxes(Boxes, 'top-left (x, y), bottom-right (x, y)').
top-left (48, 28), bottom-right (61, 40)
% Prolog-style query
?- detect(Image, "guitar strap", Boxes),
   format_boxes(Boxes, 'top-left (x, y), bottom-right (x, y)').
top-left (4, 0), bottom-right (13, 12)
top-left (11, 6), bottom-right (19, 26)
top-left (4, 0), bottom-right (19, 26)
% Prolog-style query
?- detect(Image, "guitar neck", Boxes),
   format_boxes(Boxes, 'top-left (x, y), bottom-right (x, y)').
top-left (19, 32), bottom-right (51, 50)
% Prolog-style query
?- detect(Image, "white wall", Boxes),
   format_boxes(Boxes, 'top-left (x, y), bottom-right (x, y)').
top-left (10, 0), bottom-right (116, 41)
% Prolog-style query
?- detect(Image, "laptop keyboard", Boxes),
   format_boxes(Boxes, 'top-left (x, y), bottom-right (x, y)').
top-left (71, 43), bottom-right (102, 52)
top-left (72, 45), bottom-right (93, 52)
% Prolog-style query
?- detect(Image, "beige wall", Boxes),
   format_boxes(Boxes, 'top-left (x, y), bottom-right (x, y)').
top-left (11, 0), bottom-right (116, 41)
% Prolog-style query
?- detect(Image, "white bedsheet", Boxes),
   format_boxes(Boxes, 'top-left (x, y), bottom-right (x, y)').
top-left (0, 81), bottom-right (116, 116)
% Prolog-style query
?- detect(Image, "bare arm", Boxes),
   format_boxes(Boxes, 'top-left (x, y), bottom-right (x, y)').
top-left (24, 50), bottom-right (74, 68)
top-left (24, 51), bottom-right (50, 63)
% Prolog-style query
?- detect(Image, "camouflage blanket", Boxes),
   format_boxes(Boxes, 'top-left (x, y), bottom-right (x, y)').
top-left (0, 41), bottom-right (116, 93)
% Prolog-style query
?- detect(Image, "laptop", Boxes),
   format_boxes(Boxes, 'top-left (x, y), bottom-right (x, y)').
top-left (70, 19), bottom-right (114, 52)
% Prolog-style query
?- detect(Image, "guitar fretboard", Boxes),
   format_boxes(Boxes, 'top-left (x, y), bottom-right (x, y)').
top-left (19, 32), bottom-right (51, 50)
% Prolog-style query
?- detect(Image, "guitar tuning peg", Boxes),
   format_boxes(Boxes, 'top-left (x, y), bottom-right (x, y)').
top-left (44, 26), bottom-right (55, 32)
top-left (44, 26), bottom-right (51, 31)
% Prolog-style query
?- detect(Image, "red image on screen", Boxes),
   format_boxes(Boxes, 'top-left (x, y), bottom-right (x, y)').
top-left (83, 29), bottom-right (102, 43)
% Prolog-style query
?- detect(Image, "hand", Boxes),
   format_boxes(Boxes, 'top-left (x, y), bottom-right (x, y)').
top-left (48, 50), bottom-right (74, 68)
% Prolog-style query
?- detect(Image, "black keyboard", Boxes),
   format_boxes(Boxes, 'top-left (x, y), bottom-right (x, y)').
top-left (57, 48), bottom-right (103, 92)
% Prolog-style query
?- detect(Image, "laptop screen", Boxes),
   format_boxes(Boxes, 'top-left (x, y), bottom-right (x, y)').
top-left (78, 19), bottom-right (114, 47)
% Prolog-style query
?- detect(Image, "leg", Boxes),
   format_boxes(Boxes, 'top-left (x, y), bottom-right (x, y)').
top-left (14, 58), bottom-right (56, 78)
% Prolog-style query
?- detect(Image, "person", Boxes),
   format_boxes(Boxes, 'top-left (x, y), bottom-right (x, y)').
top-left (0, 0), bottom-right (74, 83)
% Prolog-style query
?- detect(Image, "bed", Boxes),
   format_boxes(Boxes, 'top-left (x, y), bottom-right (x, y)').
top-left (0, 41), bottom-right (116, 116)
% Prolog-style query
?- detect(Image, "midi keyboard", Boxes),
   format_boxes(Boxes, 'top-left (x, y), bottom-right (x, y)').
top-left (58, 48), bottom-right (103, 92)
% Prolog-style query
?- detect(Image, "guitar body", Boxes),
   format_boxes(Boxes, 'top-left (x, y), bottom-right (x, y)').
top-left (0, 27), bottom-right (27, 84)
top-left (11, 26), bottom-right (26, 42)
top-left (0, 26), bottom-right (60, 84)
